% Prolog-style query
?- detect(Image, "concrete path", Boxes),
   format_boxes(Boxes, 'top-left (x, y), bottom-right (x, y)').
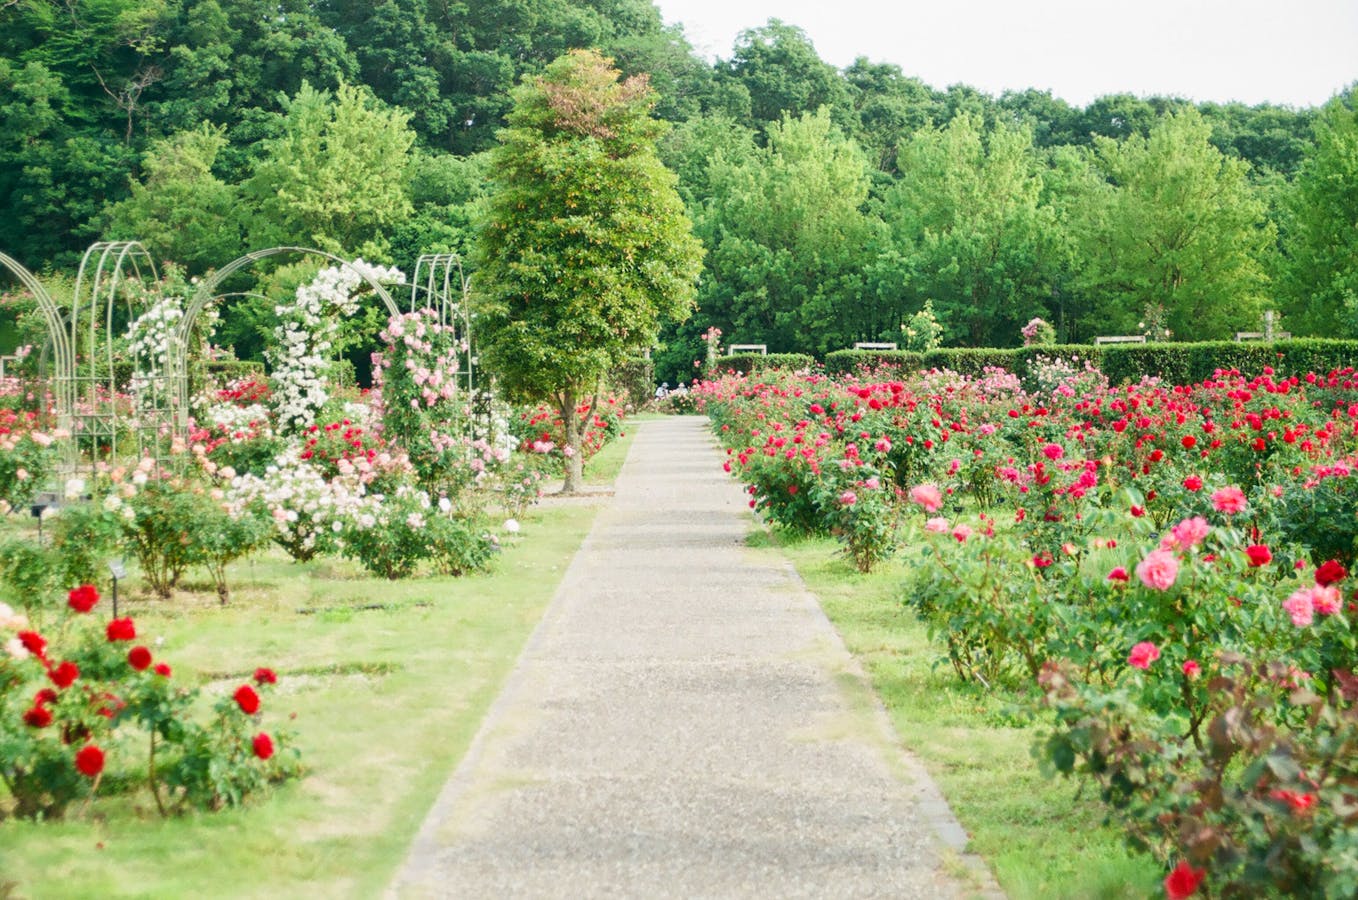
top-left (389, 416), bottom-right (997, 899)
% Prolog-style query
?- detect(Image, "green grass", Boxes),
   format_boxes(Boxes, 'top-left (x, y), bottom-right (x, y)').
top-left (0, 431), bottom-right (637, 898)
top-left (760, 531), bottom-right (1162, 900)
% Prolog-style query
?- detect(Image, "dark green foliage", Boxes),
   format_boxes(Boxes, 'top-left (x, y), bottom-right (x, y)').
top-left (609, 357), bottom-right (654, 409)
top-left (1100, 339), bottom-right (1358, 385)
top-left (712, 353), bottom-right (816, 375)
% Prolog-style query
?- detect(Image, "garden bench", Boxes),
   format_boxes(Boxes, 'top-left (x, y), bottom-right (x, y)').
top-left (1093, 335), bottom-right (1146, 345)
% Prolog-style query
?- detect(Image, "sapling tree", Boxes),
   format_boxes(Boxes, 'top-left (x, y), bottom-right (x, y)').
top-left (475, 49), bottom-right (703, 492)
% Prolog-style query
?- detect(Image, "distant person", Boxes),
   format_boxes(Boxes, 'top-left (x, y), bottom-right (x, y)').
top-left (672, 382), bottom-right (688, 396)
top-left (654, 382), bottom-right (669, 400)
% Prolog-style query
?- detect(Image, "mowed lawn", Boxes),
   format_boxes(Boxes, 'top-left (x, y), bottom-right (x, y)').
top-left (0, 430), bottom-right (636, 899)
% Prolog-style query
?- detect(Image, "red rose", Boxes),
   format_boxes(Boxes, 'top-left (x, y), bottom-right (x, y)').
top-left (253, 667), bottom-right (278, 686)
top-left (234, 684), bottom-right (261, 715)
top-left (1181, 435), bottom-right (1196, 449)
top-left (1315, 560), bottom-right (1347, 586)
top-left (1245, 544), bottom-right (1273, 567)
top-left (34, 688), bottom-right (58, 706)
top-left (23, 705), bottom-right (53, 728)
top-left (1182, 475), bottom-right (1203, 492)
top-left (106, 618), bottom-right (136, 642)
top-left (154, 663), bottom-right (172, 678)
top-left (75, 744), bottom-right (105, 778)
top-left (67, 584), bottom-right (100, 614)
top-left (48, 660), bottom-right (79, 689)
top-left (17, 630), bottom-right (46, 658)
top-left (252, 732), bottom-right (275, 760)
top-left (127, 646), bottom-right (153, 671)
top-left (1164, 861), bottom-right (1205, 899)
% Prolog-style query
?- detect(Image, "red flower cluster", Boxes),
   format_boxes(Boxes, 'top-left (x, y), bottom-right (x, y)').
top-left (67, 584), bottom-right (99, 613)
top-left (1164, 861), bottom-right (1206, 898)
top-left (106, 618), bottom-right (136, 642)
top-left (75, 744), bottom-right (105, 778)
top-left (128, 646), bottom-right (153, 671)
top-left (234, 684), bottom-right (261, 715)
top-left (252, 733), bottom-right (275, 760)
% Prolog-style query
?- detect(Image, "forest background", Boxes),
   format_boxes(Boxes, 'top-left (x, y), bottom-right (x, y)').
top-left (2, 0), bottom-right (1355, 386)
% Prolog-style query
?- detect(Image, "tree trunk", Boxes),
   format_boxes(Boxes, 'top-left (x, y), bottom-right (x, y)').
top-left (559, 389), bottom-right (584, 494)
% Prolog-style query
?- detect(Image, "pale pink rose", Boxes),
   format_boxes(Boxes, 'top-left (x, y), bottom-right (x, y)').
top-left (1211, 486), bottom-right (1247, 514)
top-left (924, 517), bottom-right (950, 534)
top-left (864, 477), bottom-right (881, 490)
top-left (1128, 641), bottom-right (1160, 670)
top-left (909, 484), bottom-right (943, 513)
top-left (1136, 549), bottom-right (1180, 590)
top-left (1284, 588), bottom-right (1315, 627)
top-left (839, 490), bottom-right (858, 506)
top-left (874, 437), bottom-right (892, 453)
top-left (1311, 585), bottom-right (1342, 616)
top-left (1162, 516), bottom-right (1211, 551)
top-left (951, 523), bottom-right (973, 543)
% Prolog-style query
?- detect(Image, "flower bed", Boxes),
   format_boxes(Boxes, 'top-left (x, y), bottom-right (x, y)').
top-left (699, 361), bottom-right (1358, 897)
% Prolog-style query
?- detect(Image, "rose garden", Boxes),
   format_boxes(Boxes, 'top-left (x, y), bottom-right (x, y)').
top-left (2, 14), bottom-right (1357, 898)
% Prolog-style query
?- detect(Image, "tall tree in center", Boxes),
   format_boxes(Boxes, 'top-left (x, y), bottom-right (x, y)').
top-left (476, 49), bottom-right (703, 492)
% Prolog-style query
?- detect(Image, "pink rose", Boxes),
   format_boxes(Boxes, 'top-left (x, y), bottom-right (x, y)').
top-left (1211, 486), bottom-right (1247, 514)
top-left (951, 523), bottom-right (973, 543)
top-left (839, 490), bottom-right (858, 506)
top-left (1136, 549), bottom-right (1180, 590)
top-left (1128, 641), bottom-right (1160, 670)
top-left (1283, 588), bottom-right (1315, 627)
top-left (924, 517), bottom-right (950, 534)
top-left (909, 484), bottom-right (943, 513)
top-left (1162, 516), bottom-right (1210, 551)
top-left (1311, 585), bottom-right (1342, 616)
top-left (1182, 659), bottom-right (1201, 678)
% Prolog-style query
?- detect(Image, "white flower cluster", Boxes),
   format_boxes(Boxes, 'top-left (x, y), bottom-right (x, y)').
top-left (269, 260), bottom-right (405, 432)
top-left (126, 296), bottom-right (185, 401)
top-left (203, 402), bottom-right (272, 434)
top-left (224, 452), bottom-right (375, 557)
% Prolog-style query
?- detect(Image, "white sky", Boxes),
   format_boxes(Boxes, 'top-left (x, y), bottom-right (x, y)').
top-left (653, 0), bottom-right (1358, 108)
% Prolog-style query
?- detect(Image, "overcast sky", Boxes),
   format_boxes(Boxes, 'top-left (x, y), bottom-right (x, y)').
top-left (652, 0), bottom-right (1358, 109)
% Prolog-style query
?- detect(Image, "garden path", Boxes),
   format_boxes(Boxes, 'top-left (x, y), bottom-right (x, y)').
top-left (388, 416), bottom-right (999, 899)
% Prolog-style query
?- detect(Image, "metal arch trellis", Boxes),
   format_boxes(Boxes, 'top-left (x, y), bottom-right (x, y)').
top-left (170, 246), bottom-right (403, 446)
top-left (68, 241), bottom-right (172, 468)
top-left (0, 251), bottom-right (74, 463)
top-left (408, 253), bottom-right (488, 439)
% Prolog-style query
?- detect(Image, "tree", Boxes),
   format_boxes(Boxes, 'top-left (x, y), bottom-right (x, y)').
top-left (882, 113), bottom-right (1061, 345)
top-left (475, 49), bottom-right (703, 492)
top-left (1278, 86), bottom-right (1358, 335)
top-left (716, 20), bottom-right (851, 130)
top-left (100, 123), bottom-right (242, 273)
top-left (693, 109), bottom-right (899, 355)
top-left (1072, 108), bottom-right (1275, 339)
top-left (241, 81), bottom-right (415, 257)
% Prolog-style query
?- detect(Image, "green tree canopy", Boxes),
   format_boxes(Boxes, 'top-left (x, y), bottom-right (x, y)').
top-left (882, 113), bottom-right (1060, 345)
top-left (241, 81), bottom-right (415, 257)
top-left (100, 123), bottom-right (242, 273)
top-left (475, 49), bottom-right (703, 491)
top-left (694, 108), bottom-right (898, 355)
top-left (1278, 86), bottom-right (1358, 335)
top-left (1071, 108), bottom-right (1275, 340)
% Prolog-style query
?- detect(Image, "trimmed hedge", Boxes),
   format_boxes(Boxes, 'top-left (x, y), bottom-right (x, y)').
top-left (825, 340), bottom-right (1358, 385)
top-left (1101, 339), bottom-right (1358, 385)
top-left (713, 353), bottom-right (816, 375)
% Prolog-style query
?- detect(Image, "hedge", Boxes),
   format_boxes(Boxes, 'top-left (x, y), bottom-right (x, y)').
top-left (1101, 339), bottom-right (1358, 385)
top-left (712, 353), bottom-right (816, 376)
top-left (822, 340), bottom-right (1358, 386)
